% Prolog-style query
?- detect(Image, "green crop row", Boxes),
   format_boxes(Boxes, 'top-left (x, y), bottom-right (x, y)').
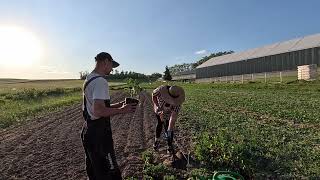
top-left (141, 81), bottom-right (320, 179)
top-left (0, 90), bottom-right (82, 129)
top-left (177, 82), bottom-right (320, 179)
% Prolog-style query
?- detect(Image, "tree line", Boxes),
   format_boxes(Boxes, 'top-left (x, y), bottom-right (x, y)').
top-left (79, 50), bottom-right (234, 81)
top-left (169, 51), bottom-right (234, 75)
top-left (79, 70), bottom-right (162, 81)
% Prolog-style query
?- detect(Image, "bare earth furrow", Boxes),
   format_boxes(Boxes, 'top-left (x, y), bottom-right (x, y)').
top-left (0, 91), bottom-right (192, 179)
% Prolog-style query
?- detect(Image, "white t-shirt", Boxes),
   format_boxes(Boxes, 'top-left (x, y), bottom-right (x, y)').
top-left (83, 72), bottom-right (110, 120)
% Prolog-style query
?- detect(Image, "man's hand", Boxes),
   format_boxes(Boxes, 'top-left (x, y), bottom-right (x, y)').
top-left (110, 100), bottom-right (125, 108)
top-left (119, 100), bottom-right (125, 105)
top-left (93, 99), bottom-right (136, 118)
top-left (120, 103), bottom-right (137, 113)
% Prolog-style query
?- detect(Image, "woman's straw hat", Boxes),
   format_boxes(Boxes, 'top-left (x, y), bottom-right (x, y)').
top-left (159, 85), bottom-right (185, 106)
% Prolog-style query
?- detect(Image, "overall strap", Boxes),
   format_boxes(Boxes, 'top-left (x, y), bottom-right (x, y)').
top-left (84, 75), bottom-right (104, 91)
top-left (83, 76), bottom-right (103, 121)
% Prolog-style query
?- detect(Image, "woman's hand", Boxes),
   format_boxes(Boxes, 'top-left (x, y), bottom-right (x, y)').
top-left (153, 104), bottom-right (159, 113)
top-left (154, 104), bottom-right (164, 116)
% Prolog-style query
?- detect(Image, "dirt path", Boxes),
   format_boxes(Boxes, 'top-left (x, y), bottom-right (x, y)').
top-left (0, 91), bottom-right (192, 179)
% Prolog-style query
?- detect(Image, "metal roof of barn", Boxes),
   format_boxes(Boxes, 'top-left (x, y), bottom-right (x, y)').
top-left (197, 33), bottom-right (320, 68)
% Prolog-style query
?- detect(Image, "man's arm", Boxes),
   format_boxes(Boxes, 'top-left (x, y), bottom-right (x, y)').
top-left (93, 99), bottom-right (136, 118)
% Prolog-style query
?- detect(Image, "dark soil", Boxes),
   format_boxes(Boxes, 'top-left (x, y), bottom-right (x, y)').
top-left (0, 91), bottom-right (193, 179)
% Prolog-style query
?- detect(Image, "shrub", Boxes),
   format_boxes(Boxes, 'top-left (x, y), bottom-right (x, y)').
top-left (4, 88), bottom-right (81, 101)
top-left (142, 150), bottom-right (153, 164)
top-left (194, 131), bottom-right (251, 177)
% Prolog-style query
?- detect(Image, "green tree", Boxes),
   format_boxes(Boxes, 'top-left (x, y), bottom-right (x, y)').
top-left (168, 63), bottom-right (194, 75)
top-left (167, 51), bottom-right (234, 75)
top-left (163, 66), bottom-right (172, 81)
top-left (113, 69), bottom-right (119, 75)
top-left (192, 50), bottom-right (234, 68)
top-left (149, 73), bottom-right (162, 80)
top-left (79, 71), bottom-right (89, 80)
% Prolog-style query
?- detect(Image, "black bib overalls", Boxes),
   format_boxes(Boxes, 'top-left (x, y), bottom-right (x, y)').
top-left (81, 76), bottom-right (122, 180)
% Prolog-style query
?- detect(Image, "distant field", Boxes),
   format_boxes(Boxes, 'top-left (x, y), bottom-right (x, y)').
top-left (0, 79), bottom-right (126, 128)
top-left (0, 79), bottom-right (125, 93)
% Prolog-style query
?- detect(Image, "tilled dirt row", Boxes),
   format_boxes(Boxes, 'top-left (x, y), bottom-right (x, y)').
top-left (0, 103), bottom-right (86, 180)
top-left (111, 91), bottom-right (157, 178)
top-left (0, 91), bottom-right (192, 179)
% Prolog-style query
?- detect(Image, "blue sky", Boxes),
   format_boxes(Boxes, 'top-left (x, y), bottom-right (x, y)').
top-left (0, 0), bottom-right (319, 79)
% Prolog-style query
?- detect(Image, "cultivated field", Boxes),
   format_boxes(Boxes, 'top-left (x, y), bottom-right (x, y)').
top-left (0, 91), bottom-right (192, 179)
top-left (0, 79), bottom-right (125, 128)
top-left (0, 79), bottom-right (83, 93)
top-left (0, 79), bottom-right (125, 93)
top-left (172, 82), bottom-right (320, 179)
top-left (0, 79), bottom-right (319, 179)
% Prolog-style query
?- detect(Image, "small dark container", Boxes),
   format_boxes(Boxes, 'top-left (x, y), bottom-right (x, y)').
top-left (125, 97), bottom-right (139, 105)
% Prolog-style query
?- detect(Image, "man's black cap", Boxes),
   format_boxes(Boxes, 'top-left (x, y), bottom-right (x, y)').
top-left (95, 52), bottom-right (120, 68)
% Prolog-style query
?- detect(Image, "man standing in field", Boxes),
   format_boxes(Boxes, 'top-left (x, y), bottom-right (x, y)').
top-left (81, 52), bottom-right (137, 179)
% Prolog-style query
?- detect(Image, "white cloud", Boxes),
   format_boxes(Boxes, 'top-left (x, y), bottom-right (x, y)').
top-left (46, 71), bottom-right (70, 74)
top-left (195, 49), bottom-right (207, 55)
top-left (174, 56), bottom-right (185, 60)
top-left (169, 56), bottom-right (187, 66)
top-left (39, 65), bottom-right (71, 74)
top-left (0, 65), bottom-right (73, 79)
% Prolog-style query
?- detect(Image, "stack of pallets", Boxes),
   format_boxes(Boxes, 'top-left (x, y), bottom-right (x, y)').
top-left (297, 64), bottom-right (318, 80)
